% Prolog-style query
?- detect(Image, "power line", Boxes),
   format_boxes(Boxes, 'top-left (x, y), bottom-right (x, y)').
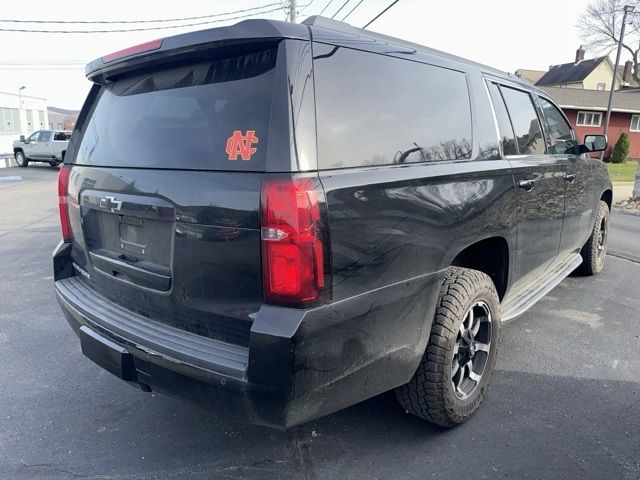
top-left (0, 60), bottom-right (86, 65)
top-left (363, 0), bottom-right (400, 28)
top-left (341, 0), bottom-right (366, 21)
top-left (0, 3), bottom-right (281, 24)
top-left (0, 6), bottom-right (284, 33)
top-left (0, 66), bottom-right (84, 70)
top-left (331, 0), bottom-right (352, 19)
top-left (319, 0), bottom-right (337, 15)
top-left (297, 0), bottom-right (315, 14)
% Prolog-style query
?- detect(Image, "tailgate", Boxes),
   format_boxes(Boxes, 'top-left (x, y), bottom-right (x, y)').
top-left (64, 43), bottom-right (282, 347)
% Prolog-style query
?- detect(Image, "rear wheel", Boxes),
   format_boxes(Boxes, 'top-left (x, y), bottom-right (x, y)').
top-left (396, 267), bottom-right (500, 427)
top-left (15, 151), bottom-right (28, 167)
top-left (577, 200), bottom-right (609, 275)
top-left (49, 161), bottom-right (59, 167)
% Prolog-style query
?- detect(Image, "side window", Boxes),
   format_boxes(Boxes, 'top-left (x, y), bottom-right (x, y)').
top-left (39, 131), bottom-right (52, 142)
top-left (27, 131), bottom-right (40, 142)
top-left (538, 97), bottom-right (577, 155)
top-left (314, 44), bottom-right (472, 169)
top-left (54, 132), bottom-right (69, 141)
top-left (486, 82), bottom-right (518, 156)
top-left (499, 86), bottom-right (545, 155)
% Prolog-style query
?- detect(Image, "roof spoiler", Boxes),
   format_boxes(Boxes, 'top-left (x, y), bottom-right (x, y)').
top-left (85, 18), bottom-right (309, 84)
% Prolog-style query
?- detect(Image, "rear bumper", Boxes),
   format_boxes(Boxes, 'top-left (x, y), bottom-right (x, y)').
top-left (54, 245), bottom-right (443, 428)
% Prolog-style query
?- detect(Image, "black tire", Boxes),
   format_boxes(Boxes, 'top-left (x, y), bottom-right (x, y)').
top-left (15, 151), bottom-right (28, 168)
top-left (577, 200), bottom-right (609, 276)
top-left (396, 267), bottom-right (500, 427)
top-left (49, 161), bottom-right (59, 167)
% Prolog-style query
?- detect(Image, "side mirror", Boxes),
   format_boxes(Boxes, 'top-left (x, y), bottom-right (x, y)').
top-left (578, 134), bottom-right (607, 153)
top-left (19, 135), bottom-right (26, 143)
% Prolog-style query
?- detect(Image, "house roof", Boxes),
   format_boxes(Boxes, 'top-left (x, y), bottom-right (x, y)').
top-left (616, 65), bottom-right (640, 87)
top-left (536, 56), bottom-right (610, 86)
top-left (515, 69), bottom-right (546, 85)
top-left (541, 86), bottom-right (640, 114)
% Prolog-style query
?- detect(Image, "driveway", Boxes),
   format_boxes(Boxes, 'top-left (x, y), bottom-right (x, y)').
top-left (1, 165), bottom-right (638, 479)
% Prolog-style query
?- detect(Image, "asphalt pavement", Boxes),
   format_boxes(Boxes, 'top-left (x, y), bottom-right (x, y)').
top-left (1, 165), bottom-right (639, 480)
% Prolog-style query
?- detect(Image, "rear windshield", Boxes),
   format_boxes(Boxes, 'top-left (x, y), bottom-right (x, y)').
top-left (73, 46), bottom-right (277, 170)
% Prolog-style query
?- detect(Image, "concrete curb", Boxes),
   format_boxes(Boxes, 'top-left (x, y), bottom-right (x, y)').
top-left (0, 154), bottom-right (15, 168)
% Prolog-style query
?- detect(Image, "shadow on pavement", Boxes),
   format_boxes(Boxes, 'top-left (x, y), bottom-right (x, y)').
top-left (3, 369), bottom-right (638, 480)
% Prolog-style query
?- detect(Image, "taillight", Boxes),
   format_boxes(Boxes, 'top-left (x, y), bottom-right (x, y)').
top-left (57, 166), bottom-right (72, 242)
top-left (261, 176), bottom-right (326, 305)
top-left (102, 39), bottom-right (163, 63)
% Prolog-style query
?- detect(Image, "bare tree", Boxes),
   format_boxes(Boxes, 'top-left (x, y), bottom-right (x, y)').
top-left (578, 0), bottom-right (640, 83)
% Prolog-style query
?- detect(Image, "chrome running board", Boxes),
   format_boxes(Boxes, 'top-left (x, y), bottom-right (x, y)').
top-left (500, 252), bottom-right (583, 322)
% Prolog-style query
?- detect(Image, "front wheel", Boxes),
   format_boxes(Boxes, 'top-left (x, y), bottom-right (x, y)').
top-left (577, 200), bottom-right (609, 275)
top-left (15, 151), bottom-right (28, 167)
top-left (396, 267), bottom-right (500, 427)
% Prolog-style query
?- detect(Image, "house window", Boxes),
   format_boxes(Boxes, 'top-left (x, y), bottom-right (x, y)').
top-left (597, 83), bottom-right (606, 90)
top-left (630, 115), bottom-right (640, 132)
top-left (577, 111), bottom-right (602, 127)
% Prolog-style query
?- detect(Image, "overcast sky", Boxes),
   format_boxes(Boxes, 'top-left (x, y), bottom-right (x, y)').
top-left (0, 0), bottom-right (610, 109)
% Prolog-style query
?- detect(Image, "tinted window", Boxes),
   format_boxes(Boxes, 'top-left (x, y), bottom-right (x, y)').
top-left (27, 131), bottom-right (39, 142)
top-left (499, 86), bottom-right (545, 155)
top-left (538, 97), bottom-right (576, 154)
top-left (54, 132), bottom-right (70, 141)
top-left (74, 46), bottom-right (278, 170)
top-left (486, 82), bottom-right (517, 156)
top-left (38, 131), bottom-right (52, 142)
top-left (314, 45), bottom-right (472, 169)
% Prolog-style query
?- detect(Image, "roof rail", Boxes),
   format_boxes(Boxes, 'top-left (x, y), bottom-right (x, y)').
top-left (302, 15), bottom-right (512, 79)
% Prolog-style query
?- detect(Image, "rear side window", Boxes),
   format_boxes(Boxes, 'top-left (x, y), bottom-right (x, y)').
top-left (74, 46), bottom-right (278, 170)
top-left (499, 86), bottom-right (545, 155)
top-left (54, 132), bottom-right (70, 141)
top-left (538, 96), bottom-right (577, 154)
top-left (486, 82), bottom-right (517, 156)
top-left (314, 45), bottom-right (472, 169)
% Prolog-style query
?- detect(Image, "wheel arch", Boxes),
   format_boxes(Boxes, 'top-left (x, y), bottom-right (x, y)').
top-left (601, 189), bottom-right (612, 211)
top-left (449, 236), bottom-right (510, 301)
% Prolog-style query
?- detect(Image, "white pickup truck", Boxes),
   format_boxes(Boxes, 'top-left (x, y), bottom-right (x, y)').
top-left (13, 130), bottom-right (71, 167)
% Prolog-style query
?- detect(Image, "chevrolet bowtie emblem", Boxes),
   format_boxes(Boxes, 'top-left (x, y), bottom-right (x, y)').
top-left (99, 195), bottom-right (123, 213)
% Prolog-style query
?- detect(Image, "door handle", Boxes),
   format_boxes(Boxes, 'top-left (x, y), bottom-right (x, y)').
top-left (564, 174), bottom-right (576, 183)
top-left (518, 179), bottom-right (536, 191)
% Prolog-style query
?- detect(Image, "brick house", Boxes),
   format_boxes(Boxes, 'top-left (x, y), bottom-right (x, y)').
top-left (540, 86), bottom-right (640, 160)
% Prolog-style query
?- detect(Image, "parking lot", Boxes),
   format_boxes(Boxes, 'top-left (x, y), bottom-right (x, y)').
top-left (1, 165), bottom-right (639, 480)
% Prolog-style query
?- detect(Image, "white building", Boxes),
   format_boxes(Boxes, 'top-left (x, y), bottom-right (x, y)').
top-left (0, 91), bottom-right (48, 155)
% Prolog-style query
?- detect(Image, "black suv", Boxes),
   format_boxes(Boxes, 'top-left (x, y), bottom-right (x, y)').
top-left (54, 16), bottom-right (612, 428)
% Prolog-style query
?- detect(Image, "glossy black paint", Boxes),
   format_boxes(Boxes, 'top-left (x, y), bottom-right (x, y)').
top-left (54, 17), bottom-right (613, 428)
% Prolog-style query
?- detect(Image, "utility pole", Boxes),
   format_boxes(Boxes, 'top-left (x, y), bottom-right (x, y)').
top-left (603, 4), bottom-right (635, 154)
top-left (289, 0), bottom-right (296, 22)
top-left (17, 86), bottom-right (26, 136)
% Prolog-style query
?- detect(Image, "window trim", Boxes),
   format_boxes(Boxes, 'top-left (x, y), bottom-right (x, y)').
top-left (485, 80), bottom-right (519, 157)
top-left (630, 114), bottom-right (640, 132)
top-left (576, 110), bottom-right (602, 127)
top-left (596, 83), bottom-right (606, 91)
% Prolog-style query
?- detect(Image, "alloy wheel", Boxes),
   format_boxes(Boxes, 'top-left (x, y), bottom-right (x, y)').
top-left (451, 301), bottom-right (493, 400)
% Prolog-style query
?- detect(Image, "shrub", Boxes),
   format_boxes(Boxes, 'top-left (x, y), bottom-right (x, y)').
top-left (610, 132), bottom-right (630, 164)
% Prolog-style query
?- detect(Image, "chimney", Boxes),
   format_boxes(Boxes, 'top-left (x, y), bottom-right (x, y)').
top-left (623, 60), bottom-right (633, 84)
top-left (575, 45), bottom-right (585, 63)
